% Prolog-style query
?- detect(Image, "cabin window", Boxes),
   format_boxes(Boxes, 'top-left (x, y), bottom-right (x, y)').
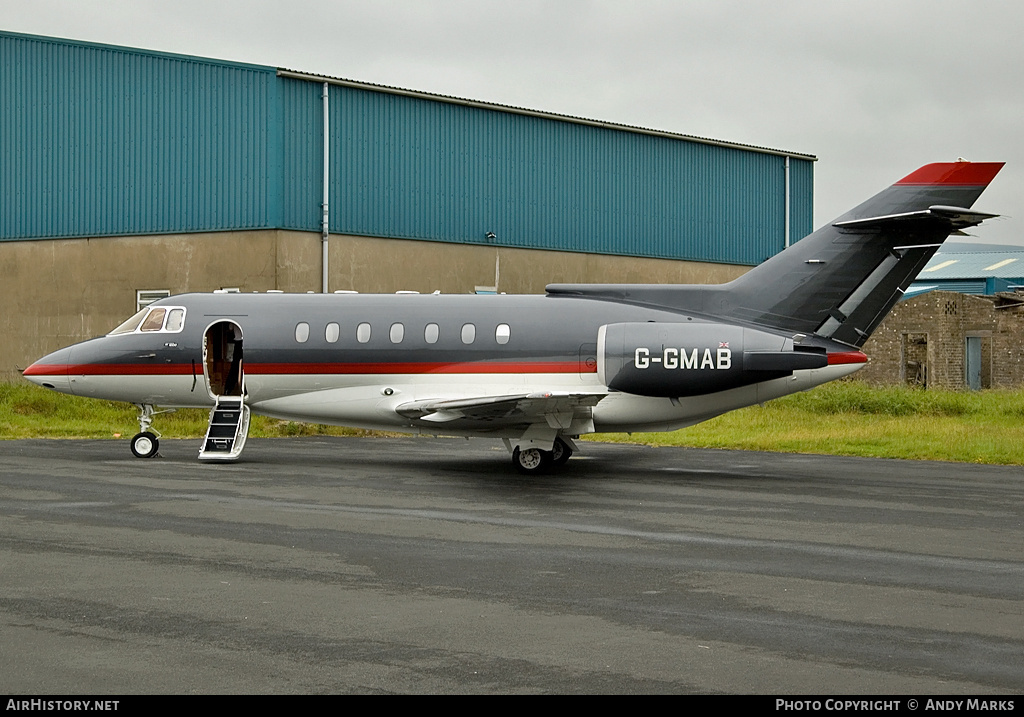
top-left (140, 308), bottom-right (166, 332)
top-left (495, 324), bottom-right (511, 345)
top-left (390, 323), bottom-right (405, 343)
top-left (357, 322), bottom-right (372, 343)
top-left (424, 323), bottom-right (439, 344)
top-left (165, 308), bottom-right (185, 332)
top-left (295, 322), bottom-right (310, 343)
top-left (461, 323), bottom-right (476, 344)
top-left (325, 322), bottom-right (340, 343)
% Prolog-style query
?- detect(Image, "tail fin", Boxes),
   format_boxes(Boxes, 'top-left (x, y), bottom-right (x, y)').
top-left (720, 161), bottom-right (1003, 346)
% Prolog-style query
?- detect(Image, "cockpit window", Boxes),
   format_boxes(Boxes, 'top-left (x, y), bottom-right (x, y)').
top-left (109, 309), bottom-right (149, 335)
top-left (141, 308), bottom-right (166, 332)
top-left (108, 306), bottom-right (186, 335)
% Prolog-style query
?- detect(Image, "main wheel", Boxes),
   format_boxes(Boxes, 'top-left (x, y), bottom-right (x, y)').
top-left (130, 431), bottom-right (159, 458)
top-left (512, 446), bottom-right (550, 474)
top-left (550, 437), bottom-right (573, 466)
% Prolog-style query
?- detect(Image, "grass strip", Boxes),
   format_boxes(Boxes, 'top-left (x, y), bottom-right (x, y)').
top-left (3, 381), bottom-right (1023, 464)
top-left (593, 382), bottom-right (1024, 464)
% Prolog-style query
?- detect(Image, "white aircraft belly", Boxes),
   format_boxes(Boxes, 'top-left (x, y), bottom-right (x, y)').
top-left (592, 362), bottom-right (864, 432)
top-left (248, 362), bottom-right (864, 435)
top-left (248, 372), bottom-right (602, 429)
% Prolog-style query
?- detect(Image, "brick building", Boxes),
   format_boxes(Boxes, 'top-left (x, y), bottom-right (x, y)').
top-left (858, 290), bottom-right (1024, 389)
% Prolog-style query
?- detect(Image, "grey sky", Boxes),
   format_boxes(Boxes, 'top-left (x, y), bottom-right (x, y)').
top-left (4, 0), bottom-right (1020, 245)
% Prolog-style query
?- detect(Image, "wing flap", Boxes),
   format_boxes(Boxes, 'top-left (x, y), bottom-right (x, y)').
top-left (396, 391), bottom-right (606, 425)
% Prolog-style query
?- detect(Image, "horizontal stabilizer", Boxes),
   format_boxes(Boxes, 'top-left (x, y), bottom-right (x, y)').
top-left (834, 205), bottom-right (1000, 232)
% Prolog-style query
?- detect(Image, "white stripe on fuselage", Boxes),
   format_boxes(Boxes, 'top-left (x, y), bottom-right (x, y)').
top-left (28, 363), bottom-right (862, 436)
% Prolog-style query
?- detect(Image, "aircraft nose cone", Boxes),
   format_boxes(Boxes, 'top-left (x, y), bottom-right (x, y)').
top-left (23, 346), bottom-right (75, 395)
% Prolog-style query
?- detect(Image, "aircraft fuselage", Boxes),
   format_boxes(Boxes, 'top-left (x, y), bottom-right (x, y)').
top-left (25, 291), bottom-right (864, 438)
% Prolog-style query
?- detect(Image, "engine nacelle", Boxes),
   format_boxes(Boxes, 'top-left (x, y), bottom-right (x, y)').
top-left (597, 322), bottom-right (826, 397)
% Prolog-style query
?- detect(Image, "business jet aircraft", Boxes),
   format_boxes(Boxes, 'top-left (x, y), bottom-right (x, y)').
top-left (24, 161), bottom-right (1003, 472)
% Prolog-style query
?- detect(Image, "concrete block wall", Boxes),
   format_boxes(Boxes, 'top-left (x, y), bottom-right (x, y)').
top-left (858, 291), bottom-right (1024, 390)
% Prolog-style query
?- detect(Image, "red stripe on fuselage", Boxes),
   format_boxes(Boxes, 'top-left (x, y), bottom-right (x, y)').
top-left (23, 363), bottom-right (66, 377)
top-left (24, 363), bottom-right (194, 376)
top-left (826, 351), bottom-right (868, 365)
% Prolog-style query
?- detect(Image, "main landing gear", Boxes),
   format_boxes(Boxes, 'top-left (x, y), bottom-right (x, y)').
top-left (129, 403), bottom-right (173, 459)
top-left (510, 436), bottom-right (575, 475)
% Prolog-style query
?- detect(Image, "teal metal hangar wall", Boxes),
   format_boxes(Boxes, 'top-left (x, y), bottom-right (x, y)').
top-left (1, 32), bottom-right (281, 238)
top-left (0, 30), bottom-right (815, 266)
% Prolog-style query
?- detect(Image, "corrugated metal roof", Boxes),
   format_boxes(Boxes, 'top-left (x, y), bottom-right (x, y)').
top-left (911, 279), bottom-right (989, 295)
top-left (278, 78), bottom-right (814, 265)
top-left (277, 69), bottom-right (817, 162)
top-left (0, 29), bottom-right (270, 72)
top-left (918, 251), bottom-right (1024, 279)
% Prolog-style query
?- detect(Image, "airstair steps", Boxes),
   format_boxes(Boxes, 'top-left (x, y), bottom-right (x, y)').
top-left (199, 396), bottom-right (250, 461)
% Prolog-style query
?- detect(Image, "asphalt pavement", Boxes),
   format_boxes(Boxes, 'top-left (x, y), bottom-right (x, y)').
top-left (1, 437), bottom-right (1021, 694)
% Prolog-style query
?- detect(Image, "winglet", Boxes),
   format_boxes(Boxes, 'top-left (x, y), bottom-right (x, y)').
top-left (895, 162), bottom-right (1004, 187)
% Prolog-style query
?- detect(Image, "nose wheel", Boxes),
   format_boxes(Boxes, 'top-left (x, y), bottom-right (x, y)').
top-left (130, 403), bottom-right (171, 459)
top-left (130, 431), bottom-right (160, 458)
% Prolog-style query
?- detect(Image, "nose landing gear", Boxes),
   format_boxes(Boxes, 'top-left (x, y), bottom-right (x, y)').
top-left (129, 403), bottom-right (174, 459)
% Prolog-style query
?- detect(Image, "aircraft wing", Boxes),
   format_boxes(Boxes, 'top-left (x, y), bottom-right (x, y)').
top-left (396, 391), bottom-right (606, 430)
